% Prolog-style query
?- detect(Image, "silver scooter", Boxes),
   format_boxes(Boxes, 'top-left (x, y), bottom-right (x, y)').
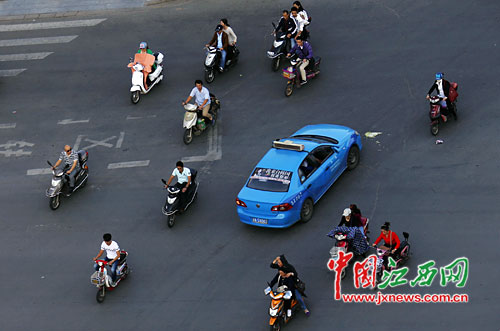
top-left (46, 150), bottom-right (89, 210)
top-left (182, 94), bottom-right (220, 145)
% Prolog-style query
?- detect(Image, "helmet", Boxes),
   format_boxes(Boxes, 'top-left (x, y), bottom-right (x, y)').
top-left (215, 24), bottom-right (223, 32)
top-left (435, 72), bottom-right (444, 80)
top-left (139, 41), bottom-right (148, 49)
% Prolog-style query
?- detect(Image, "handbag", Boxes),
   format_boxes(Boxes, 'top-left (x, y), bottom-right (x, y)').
top-left (296, 278), bottom-right (306, 294)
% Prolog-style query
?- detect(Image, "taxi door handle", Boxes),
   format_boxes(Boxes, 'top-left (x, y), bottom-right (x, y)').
top-left (307, 184), bottom-right (312, 189)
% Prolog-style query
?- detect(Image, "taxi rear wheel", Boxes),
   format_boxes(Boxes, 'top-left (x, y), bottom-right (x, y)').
top-left (300, 198), bottom-right (314, 223)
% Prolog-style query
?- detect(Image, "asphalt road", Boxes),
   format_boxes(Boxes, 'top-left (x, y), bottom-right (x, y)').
top-left (0, 0), bottom-right (499, 330)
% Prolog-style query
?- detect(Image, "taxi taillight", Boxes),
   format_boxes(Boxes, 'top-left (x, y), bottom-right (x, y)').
top-left (271, 203), bottom-right (293, 212)
top-left (236, 198), bottom-right (247, 207)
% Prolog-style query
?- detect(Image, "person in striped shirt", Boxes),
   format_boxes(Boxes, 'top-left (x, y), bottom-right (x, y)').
top-left (52, 145), bottom-right (80, 193)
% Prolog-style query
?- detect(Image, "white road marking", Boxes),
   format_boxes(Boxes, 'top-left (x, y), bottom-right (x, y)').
top-left (0, 140), bottom-right (34, 148)
top-left (27, 168), bottom-right (52, 176)
top-left (115, 132), bottom-right (125, 148)
top-left (0, 35), bottom-right (78, 47)
top-left (181, 123), bottom-right (222, 163)
top-left (126, 115), bottom-right (157, 120)
top-left (0, 19), bottom-right (107, 32)
top-left (57, 118), bottom-right (90, 125)
top-left (107, 160), bottom-right (150, 169)
top-left (0, 149), bottom-right (31, 157)
top-left (0, 52), bottom-right (53, 62)
top-left (0, 123), bottom-right (16, 129)
top-left (80, 136), bottom-right (116, 149)
top-left (73, 135), bottom-right (84, 151)
top-left (0, 69), bottom-right (26, 77)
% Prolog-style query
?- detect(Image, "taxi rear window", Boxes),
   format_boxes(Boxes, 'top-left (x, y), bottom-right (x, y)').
top-left (247, 168), bottom-right (292, 192)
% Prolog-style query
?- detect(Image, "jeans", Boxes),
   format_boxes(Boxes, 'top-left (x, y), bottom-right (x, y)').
top-left (290, 37), bottom-right (297, 49)
top-left (219, 49), bottom-right (227, 69)
top-left (94, 258), bottom-right (119, 281)
top-left (295, 289), bottom-right (308, 311)
top-left (66, 167), bottom-right (79, 188)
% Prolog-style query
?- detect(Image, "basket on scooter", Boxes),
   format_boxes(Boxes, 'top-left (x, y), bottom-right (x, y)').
top-left (282, 67), bottom-right (296, 79)
top-left (90, 271), bottom-right (103, 285)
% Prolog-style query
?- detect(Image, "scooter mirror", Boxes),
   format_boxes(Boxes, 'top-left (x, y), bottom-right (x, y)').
top-left (272, 22), bottom-right (276, 29)
top-left (47, 160), bottom-right (53, 167)
top-left (161, 179), bottom-right (167, 185)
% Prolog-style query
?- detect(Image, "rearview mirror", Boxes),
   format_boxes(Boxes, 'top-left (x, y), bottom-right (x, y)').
top-left (47, 160), bottom-right (53, 167)
top-left (272, 22), bottom-right (276, 29)
top-left (161, 179), bottom-right (167, 185)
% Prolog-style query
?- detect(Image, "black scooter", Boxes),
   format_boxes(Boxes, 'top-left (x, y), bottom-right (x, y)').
top-left (161, 169), bottom-right (198, 228)
top-left (267, 23), bottom-right (290, 72)
top-left (204, 46), bottom-right (240, 83)
top-left (46, 150), bottom-right (89, 210)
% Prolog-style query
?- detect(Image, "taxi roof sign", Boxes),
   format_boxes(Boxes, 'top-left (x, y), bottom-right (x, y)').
top-left (272, 140), bottom-right (304, 151)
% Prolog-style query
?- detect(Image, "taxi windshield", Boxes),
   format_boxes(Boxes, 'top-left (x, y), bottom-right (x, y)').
top-left (247, 168), bottom-right (292, 192)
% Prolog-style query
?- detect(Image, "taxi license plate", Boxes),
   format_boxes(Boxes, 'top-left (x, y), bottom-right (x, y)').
top-left (252, 218), bottom-right (268, 225)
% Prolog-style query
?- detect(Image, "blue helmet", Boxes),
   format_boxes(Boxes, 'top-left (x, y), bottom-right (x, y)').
top-left (435, 72), bottom-right (444, 80)
top-left (139, 41), bottom-right (148, 49)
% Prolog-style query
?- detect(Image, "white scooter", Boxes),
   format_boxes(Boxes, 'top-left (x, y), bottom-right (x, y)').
top-left (128, 52), bottom-right (164, 104)
top-left (182, 94), bottom-right (220, 145)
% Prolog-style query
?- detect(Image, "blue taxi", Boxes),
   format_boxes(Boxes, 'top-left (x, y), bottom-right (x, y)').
top-left (236, 124), bottom-right (362, 228)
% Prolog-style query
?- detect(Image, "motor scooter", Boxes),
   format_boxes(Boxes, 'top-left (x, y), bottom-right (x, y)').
top-left (127, 52), bottom-right (164, 104)
top-left (91, 251), bottom-right (129, 303)
top-left (161, 169), bottom-right (198, 228)
top-left (265, 285), bottom-right (299, 331)
top-left (429, 83), bottom-right (458, 135)
top-left (46, 150), bottom-right (89, 210)
top-left (372, 232), bottom-right (411, 288)
top-left (267, 23), bottom-right (290, 72)
top-left (182, 94), bottom-right (220, 145)
top-left (282, 55), bottom-right (321, 97)
top-left (327, 219), bottom-right (370, 279)
top-left (204, 46), bottom-right (239, 83)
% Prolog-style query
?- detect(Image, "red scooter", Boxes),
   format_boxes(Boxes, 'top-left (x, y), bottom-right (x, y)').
top-left (372, 232), bottom-right (411, 288)
top-left (90, 251), bottom-right (129, 303)
top-left (428, 82), bottom-right (459, 135)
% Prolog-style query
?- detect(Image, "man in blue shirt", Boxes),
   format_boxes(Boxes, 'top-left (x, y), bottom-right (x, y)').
top-left (287, 37), bottom-right (313, 85)
top-left (206, 25), bottom-right (228, 72)
top-left (183, 80), bottom-right (214, 125)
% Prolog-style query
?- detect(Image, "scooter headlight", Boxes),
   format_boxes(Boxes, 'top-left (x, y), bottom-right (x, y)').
top-left (51, 179), bottom-right (61, 187)
top-left (184, 112), bottom-right (196, 122)
top-left (269, 308), bottom-right (279, 317)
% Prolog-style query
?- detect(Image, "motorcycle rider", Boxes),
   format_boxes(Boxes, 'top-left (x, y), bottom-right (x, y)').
top-left (426, 72), bottom-right (454, 121)
top-left (206, 25), bottom-right (229, 72)
top-left (338, 208), bottom-right (364, 234)
top-left (266, 267), bottom-right (297, 319)
top-left (135, 41), bottom-right (155, 90)
top-left (164, 161), bottom-right (192, 211)
top-left (183, 80), bottom-right (214, 125)
top-left (51, 145), bottom-right (79, 195)
top-left (270, 255), bottom-right (310, 316)
top-left (293, 1), bottom-right (309, 24)
top-left (93, 233), bottom-right (121, 284)
top-left (372, 222), bottom-right (400, 254)
top-left (275, 9), bottom-right (298, 49)
top-left (286, 37), bottom-right (313, 85)
top-left (220, 18), bottom-right (237, 61)
top-left (290, 7), bottom-right (308, 41)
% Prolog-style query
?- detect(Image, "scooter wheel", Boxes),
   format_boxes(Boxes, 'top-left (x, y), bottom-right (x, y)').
top-left (131, 91), bottom-right (140, 104)
top-left (284, 82), bottom-right (294, 97)
top-left (272, 57), bottom-right (281, 72)
top-left (205, 70), bottom-right (215, 84)
top-left (96, 287), bottom-right (105, 303)
top-left (183, 129), bottom-right (193, 145)
top-left (270, 319), bottom-right (282, 331)
top-left (49, 195), bottom-right (60, 210)
top-left (431, 123), bottom-right (439, 136)
top-left (167, 215), bottom-right (175, 228)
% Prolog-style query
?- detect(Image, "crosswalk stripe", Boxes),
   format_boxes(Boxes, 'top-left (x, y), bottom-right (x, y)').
top-left (0, 35), bottom-right (78, 47)
top-left (0, 19), bottom-right (107, 32)
top-left (0, 69), bottom-right (26, 77)
top-left (0, 52), bottom-right (53, 61)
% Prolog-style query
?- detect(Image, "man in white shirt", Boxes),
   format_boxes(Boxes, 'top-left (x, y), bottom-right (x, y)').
top-left (93, 233), bottom-right (121, 283)
top-left (183, 80), bottom-right (213, 125)
top-left (165, 161), bottom-right (192, 211)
